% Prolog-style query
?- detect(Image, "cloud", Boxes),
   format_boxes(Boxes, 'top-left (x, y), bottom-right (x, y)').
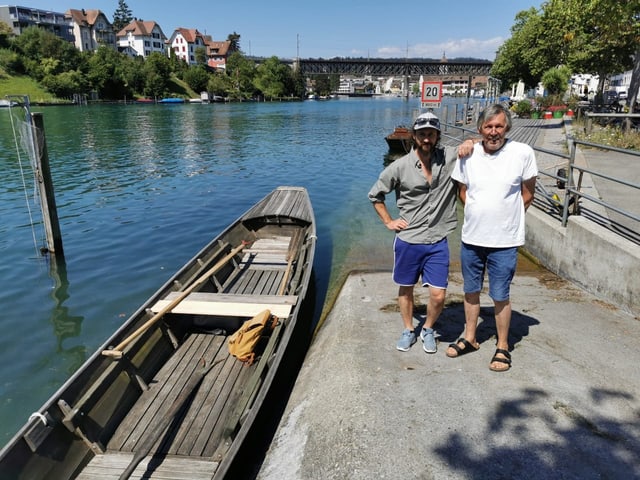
top-left (376, 37), bottom-right (505, 61)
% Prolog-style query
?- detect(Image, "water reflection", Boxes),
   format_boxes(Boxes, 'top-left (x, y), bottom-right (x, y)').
top-left (48, 256), bottom-right (86, 373)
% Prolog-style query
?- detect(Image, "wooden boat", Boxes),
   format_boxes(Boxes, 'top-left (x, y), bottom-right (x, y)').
top-left (385, 126), bottom-right (413, 153)
top-left (0, 186), bottom-right (316, 480)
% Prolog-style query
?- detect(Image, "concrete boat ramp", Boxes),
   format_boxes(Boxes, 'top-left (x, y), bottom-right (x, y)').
top-left (258, 270), bottom-right (640, 479)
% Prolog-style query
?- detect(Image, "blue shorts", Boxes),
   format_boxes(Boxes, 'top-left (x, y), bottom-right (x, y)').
top-left (460, 242), bottom-right (518, 301)
top-left (393, 237), bottom-right (449, 289)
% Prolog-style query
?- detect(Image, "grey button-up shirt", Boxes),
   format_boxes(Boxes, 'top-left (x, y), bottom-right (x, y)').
top-left (368, 146), bottom-right (458, 244)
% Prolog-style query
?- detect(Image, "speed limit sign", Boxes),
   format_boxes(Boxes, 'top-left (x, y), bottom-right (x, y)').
top-left (421, 81), bottom-right (442, 108)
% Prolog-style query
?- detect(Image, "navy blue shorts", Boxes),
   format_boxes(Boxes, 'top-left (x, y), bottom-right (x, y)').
top-left (393, 236), bottom-right (450, 289)
top-left (460, 242), bottom-right (518, 301)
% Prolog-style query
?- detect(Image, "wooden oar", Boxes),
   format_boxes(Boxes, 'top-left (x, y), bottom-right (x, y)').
top-left (118, 358), bottom-right (223, 480)
top-left (103, 241), bottom-right (248, 359)
top-left (277, 229), bottom-right (303, 295)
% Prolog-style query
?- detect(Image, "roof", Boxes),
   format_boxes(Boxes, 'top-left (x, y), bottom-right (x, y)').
top-left (172, 27), bottom-right (205, 44)
top-left (66, 9), bottom-right (107, 26)
top-left (116, 20), bottom-right (165, 39)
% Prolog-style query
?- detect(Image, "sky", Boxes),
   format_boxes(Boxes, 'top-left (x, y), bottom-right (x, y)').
top-left (24, 0), bottom-right (544, 61)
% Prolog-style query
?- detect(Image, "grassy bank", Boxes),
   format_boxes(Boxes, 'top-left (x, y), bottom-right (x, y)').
top-left (0, 75), bottom-right (61, 103)
top-left (1, 73), bottom-right (199, 104)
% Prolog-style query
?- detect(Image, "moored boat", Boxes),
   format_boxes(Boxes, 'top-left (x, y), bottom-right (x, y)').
top-left (0, 186), bottom-right (316, 480)
top-left (385, 126), bottom-right (413, 153)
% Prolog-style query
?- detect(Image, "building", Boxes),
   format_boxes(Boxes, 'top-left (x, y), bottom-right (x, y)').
top-left (66, 9), bottom-right (116, 51)
top-left (0, 5), bottom-right (73, 42)
top-left (116, 20), bottom-right (166, 58)
top-left (166, 28), bottom-right (208, 64)
top-left (205, 37), bottom-right (231, 71)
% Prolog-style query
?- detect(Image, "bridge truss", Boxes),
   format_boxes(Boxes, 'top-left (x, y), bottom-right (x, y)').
top-left (296, 58), bottom-right (493, 77)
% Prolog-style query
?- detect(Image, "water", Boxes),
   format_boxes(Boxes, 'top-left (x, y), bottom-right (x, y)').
top-left (0, 96), bottom-right (474, 443)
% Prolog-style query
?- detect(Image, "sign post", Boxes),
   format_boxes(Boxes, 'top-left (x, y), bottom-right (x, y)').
top-left (421, 81), bottom-right (443, 109)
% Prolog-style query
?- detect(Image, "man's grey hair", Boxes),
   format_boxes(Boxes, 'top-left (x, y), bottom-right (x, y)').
top-left (477, 104), bottom-right (513, 132)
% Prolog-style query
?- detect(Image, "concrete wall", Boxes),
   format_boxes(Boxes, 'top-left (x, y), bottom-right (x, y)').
top-left (524, 207), bottom-right (640, 317)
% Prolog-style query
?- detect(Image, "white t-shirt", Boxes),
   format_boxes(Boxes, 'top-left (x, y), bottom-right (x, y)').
top-left (452, 139), bottom-right (538, 247)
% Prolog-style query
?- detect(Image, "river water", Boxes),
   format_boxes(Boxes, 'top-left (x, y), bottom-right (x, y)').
top-left (0, 96), bottom-right (475, 443)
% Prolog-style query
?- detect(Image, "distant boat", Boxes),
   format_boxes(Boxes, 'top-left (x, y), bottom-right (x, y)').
top-left (0, 99), bottom-right (17, 108)
top-left (307, 94), bottom-right (318, 100)
top-left (159, 98), bottom-right (185, 104)
top-left (135, 98), bottom-right (154, 104)
top-left (385, 126), bottom-right (413, 154)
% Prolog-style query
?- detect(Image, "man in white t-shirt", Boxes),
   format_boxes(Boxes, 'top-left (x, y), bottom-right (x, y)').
top-left (449, 104), bottom-right (538, 372)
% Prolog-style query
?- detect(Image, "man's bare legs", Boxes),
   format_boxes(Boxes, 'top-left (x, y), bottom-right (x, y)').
top-left (491, 299), bottom-right (512, 370)
top-left (446, 293), bottom-right (512, 366)
top-left (446, 292), bottom-right (481, 356)
top-left (398, 285), bottom-right (415, 331)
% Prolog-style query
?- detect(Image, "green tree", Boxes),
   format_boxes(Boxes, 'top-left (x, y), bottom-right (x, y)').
top-left (87, 46), bottom-right (130, 99)
top-left (253, 56), bottom-right (292, 99)
top-left (491, 8), bottom-right (544, 88)
top-left (112, 0), bottom-right (133, 32)
top-left (12, 27), bottom-right (82, 80)
top-left (143, 52), bottom-right (171, 97)
top-left (207, 71), bottom-right (232, 97)
top-left (41, 70), bottom-right (88, 97)
top-left (541, 66), bottom-right (571, 95)
top-left (194, 46), bottom-right (207, 66)
top-left (492, 0), bottom-right (639, 95)
top-left (0, 20), bottom-right (13, 48)
top-left (183, 65), bottom-right (210, 93)
top-left (227, 32), bottom-right (241, 53)
top-left (225, 51), bottom-right (256, 99)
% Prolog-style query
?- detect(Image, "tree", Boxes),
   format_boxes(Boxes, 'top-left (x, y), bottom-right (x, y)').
top-left (225, 51), bottom-right (256, 99)
top-left (207, 72), bottom-right (232, 97)
top-left (143, 52), bottom-right (171, 97)
top-left (112, 0), bottom-right (133, 32)
top-left (253, 56), bottom-right (291, 99)
top-left (87, 46), bottom-right (130, 99)
top-left (183, 65), bottom-right (210, 93)
top-left (227, 32), bottom-right (241, 53)
top-left (12, 26), bottom-right (82, 80)
top-left (0, 20), bottom-right (13, 48)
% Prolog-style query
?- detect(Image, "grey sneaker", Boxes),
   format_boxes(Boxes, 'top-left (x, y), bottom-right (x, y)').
top-left (396, 328), bottom-right (416, 351)
top-left (420, 327), bottom-right (437, 353)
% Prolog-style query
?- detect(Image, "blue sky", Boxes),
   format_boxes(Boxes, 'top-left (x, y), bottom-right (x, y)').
top-left (26, 1), bottom-right (543, 60)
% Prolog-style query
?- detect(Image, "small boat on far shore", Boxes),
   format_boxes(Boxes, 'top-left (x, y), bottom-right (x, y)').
top-left (385, 126), bottom-right (413, 154)
top-left (159, 97), bottom-right (185, 104)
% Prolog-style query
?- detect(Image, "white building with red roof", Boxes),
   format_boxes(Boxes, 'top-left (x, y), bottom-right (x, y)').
top-left (116, 20), bottom-right (167, 58)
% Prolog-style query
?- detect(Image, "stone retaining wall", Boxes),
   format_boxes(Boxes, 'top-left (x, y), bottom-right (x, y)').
top-left (524, 207), bottom-right (640, 316)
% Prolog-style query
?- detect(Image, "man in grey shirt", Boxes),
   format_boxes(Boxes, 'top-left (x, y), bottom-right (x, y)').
top-left (369, 112), bottom-right (473, 353)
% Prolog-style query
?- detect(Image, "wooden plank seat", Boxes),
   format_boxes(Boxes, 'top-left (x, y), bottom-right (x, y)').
top-left (150, 292), bottom-right (297, 319)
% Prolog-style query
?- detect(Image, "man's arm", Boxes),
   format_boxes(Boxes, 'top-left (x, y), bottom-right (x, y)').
top-left (522, 177), bottom-right (536, 211)
top-left (456, 182), bottom-right (467, 205)
top-left (373, 201), bottom-right (408, 231)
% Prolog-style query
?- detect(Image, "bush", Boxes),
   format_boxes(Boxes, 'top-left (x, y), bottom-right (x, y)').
top-left (513, 99), bottom-right (533, 117)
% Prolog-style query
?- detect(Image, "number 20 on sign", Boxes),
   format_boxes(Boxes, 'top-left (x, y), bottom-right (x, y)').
top-left (421, 81), bottom-right (442, 109)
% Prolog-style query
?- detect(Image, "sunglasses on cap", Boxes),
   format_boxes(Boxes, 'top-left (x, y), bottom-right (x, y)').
top-left (413, 117), bottom-right (440, 129)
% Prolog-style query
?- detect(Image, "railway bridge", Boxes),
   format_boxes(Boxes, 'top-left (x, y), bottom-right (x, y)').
top-left (294, 58), bottom-right (492, 77)
top-left (290, 57), bottom-right (497, 96)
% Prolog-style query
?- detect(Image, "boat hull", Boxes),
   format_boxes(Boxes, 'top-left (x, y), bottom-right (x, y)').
top-left (385, 126), bottom-right (413, 154)
top-left (0, 186), bottom-right (316, 480)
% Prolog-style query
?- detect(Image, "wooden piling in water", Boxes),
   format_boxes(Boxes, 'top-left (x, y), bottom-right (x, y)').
top-left (31, 112), bottom-right (64, 255)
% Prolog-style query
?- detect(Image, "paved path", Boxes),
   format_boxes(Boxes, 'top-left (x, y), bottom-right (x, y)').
top-left (257, 117), bottom-right (640, 480)
top-left (258, 272), bottom-right (640, 480)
